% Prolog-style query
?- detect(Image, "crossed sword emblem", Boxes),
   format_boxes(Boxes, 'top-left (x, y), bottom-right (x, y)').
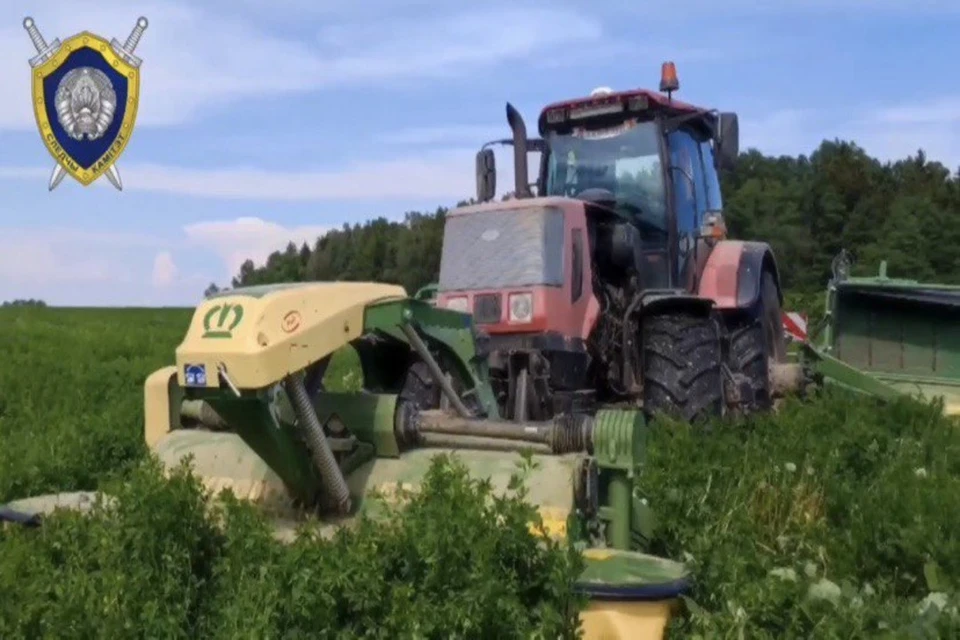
top-left (23, 16), bottom-right (148, 192)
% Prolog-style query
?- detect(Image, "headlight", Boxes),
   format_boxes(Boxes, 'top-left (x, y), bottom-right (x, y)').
top-left (508, 292), bottom-right (533, 323)
top-left (444, 296), bottom-right (469, 312)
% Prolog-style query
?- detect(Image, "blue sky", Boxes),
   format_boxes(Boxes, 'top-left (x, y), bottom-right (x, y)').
top-left (0, 0), bottom-right (957, 306)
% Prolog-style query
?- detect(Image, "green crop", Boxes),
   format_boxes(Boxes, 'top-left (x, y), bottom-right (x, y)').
top-left (0, 454), bottom-right (585, 639)
top-left (642, 392), bottom-right (960, 637)
top-left (2, 307), bottom-right (959, 637)
top-left (0, 308), bottom-right (583, 638)
top-left (0, 307), bottom-right (191, 503)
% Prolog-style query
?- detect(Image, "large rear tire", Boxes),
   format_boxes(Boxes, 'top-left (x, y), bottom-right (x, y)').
top-left (642, 311), bottom-right (724, 424)
top-left (726, 270), bottom-right (787, 412)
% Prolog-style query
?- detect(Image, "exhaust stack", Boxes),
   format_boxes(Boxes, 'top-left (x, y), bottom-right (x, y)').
top-left (505, 103), bottom-right (532, 198)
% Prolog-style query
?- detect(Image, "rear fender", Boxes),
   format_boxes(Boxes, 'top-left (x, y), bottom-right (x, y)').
top-left (698, 240), bottom-right (783, 311)
top-left (735, 241), bottom-right (783, 309)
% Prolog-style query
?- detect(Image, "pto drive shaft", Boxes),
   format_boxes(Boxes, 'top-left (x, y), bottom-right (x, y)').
top-left (406, 409), bottom-right (593, 454)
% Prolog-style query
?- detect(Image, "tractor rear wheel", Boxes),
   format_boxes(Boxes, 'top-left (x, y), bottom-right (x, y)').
top-left (726, 270), bottom-right (787, 412)
top-left (642, 311), bottom-right (724, 424)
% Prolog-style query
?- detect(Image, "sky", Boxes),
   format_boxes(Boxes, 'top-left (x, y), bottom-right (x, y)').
top-left (0, 0), bottom-right (958, 307)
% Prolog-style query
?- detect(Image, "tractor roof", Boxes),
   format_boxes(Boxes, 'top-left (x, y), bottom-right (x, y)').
top-left (537, 88), bottom-right (714, 136)
top-left (541, 88), bottom-right (702, 117)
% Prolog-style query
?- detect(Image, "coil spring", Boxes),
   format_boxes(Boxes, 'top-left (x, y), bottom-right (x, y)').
top-left (285, 372), bottom-right (352, 514)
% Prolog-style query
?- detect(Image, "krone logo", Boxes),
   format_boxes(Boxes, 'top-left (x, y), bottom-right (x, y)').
top-left (202, 303), bottom-right (245, 339)
top-left (22, 16), bottom-right (149, 191)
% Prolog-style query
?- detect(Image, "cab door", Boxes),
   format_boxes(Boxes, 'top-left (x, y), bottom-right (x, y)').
top-left (666, 127), bottom-right (710, 290)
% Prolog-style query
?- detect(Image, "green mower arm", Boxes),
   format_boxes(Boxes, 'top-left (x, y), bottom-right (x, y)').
top-left (360, 297), bottom-right (501, 419)
top-left (796, 343), bottom-right (905, 400)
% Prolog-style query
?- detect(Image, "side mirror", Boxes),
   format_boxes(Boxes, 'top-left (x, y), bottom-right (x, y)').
top-left (716, 112), bottom-right (739, 170)
top-left (476, 148), bottom-right (496, 202)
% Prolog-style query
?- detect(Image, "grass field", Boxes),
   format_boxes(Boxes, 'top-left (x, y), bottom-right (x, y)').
top-left (2, 306), bottom-right (959, 637)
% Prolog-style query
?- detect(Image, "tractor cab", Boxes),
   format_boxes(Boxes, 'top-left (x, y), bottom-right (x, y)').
top-left (534, 66), bottom-right (739, 291)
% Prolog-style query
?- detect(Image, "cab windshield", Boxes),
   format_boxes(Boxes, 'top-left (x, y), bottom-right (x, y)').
top-left (543, 119), bottom-right (667, 235)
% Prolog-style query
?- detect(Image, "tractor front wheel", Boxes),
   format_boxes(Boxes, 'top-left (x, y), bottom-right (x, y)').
top-left (642, 311), bottom-right (724, 424)
top-left (398, 360), bottom-right (442, 410)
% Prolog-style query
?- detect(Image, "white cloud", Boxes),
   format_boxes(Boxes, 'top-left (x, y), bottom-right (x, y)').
top-left (855, 98), bottom-right (960, 166)
top-left (314, 8), bottom-right (601, 82)
top-left (740, 97), bottom-right (960, 168)
top-left (225, 0), bottom-right (960, 18)
top-left (867, 97), bottom-right (960, 126)
top-left (0, 219), bottom-right (329, 305)
top-left (183, 217), bottom-right (332, 278)
top-left (0, 227), bottom-right (153, 291)
top-left (0, 166), bottom-right (47, 180)
top-left (1, 1), bottom-right (327, 129)
top-left (849, 126), bottom-right (960, 169)
top-left (151, 251), bottom-right (177, 288)
top-left (0, 139), bottom-right (541, 202)
top-left (4, 94), bottom-right (954, 206)
top-left (606, 0), bottom-right (960, 17)
top-left (0, 1), bottom-right (603, 131)
top-left (380, 125), bottom-right (506, 146)
top-left (0, 134), bottom-right (508, 205)
top-left (120, 150), bottom-right (478, 201)
top-left (740, 109), bottom-right (819, 157)
top-left (3, 0), bottom-right (949, 135)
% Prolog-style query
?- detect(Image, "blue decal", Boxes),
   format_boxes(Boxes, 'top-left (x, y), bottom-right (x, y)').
top-left (42, 47), bottom-right (129, 170)
top-left (184, 364), bottom-right (207, 386)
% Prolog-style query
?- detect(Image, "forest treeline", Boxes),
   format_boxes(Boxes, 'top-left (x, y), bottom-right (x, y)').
top-left (210, 140), bottom-right (960, 298)
top-left (2, 299), bottom-right (47, 308)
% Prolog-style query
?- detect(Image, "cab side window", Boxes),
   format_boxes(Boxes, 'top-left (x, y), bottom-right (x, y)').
top-left (666, 129), bottom-right (708, 235)
top-left (699, 140), bottom-right (723, 211)
top-left (667, 129), bottom-right (711, 283)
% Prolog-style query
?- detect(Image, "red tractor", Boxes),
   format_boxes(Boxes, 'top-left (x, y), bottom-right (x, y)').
top-left (431, 63), bottom-right (787, 424)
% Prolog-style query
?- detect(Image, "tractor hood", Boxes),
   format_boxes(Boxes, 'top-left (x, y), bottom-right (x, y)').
top-left (449, 195), bottom-right (584, 217)
top-left (449, 193), bottom-right (632, 228)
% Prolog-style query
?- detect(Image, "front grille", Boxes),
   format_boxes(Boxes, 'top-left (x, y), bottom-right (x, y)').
top-left (473, 294), bottom-right (502, 324)
top-left (438, 207), bottom-right (565, 290)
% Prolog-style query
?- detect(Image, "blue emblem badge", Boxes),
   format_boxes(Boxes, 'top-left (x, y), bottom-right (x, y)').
top-left (184, 364), bottom-right (207, 387)
top-left (22, 16), bottom-right (148, 191)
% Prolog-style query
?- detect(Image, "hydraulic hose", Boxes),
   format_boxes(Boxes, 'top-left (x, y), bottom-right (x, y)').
top-left (284, 371), bottom-right (352, 514)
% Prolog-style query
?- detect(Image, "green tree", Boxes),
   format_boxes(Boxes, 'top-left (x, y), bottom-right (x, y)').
top-left (228, 141), bottom-right (960, 294)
